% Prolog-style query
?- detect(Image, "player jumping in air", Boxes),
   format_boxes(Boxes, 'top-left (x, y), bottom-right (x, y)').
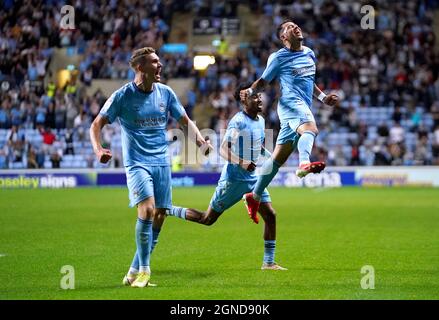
top-left (166, 83), bottom-right (287, 271)
top-left (90, 47), bottom-right (211, 287)
top-left (240, 20), bottom-right (339, 223)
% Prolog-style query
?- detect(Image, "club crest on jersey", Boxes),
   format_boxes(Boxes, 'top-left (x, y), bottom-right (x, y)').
top-left (134, 105), bottom-right (141, 112)
top-left (159, 102), bottom-right (166, 113)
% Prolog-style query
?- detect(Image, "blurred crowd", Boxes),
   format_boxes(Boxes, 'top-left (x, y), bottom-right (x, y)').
top-left (1, 0), bottom-right (439, 169)
top-left (196, 0), bottom-right (439, 166)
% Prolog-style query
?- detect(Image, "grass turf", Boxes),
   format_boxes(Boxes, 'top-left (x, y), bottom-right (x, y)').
top-left (0, 187), bottom-right (438, 300)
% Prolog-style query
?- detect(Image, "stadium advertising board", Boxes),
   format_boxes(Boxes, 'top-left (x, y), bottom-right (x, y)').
top-left (96, 172), bottom-right (221, 187)
top-left (1, 167), bottom-right (439, 188)
top-left (355, 167), bottom-right (439, 187)
top-left (0, 173), bottom-right (96, 188)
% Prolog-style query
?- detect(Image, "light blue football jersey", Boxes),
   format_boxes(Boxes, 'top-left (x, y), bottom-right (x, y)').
top-left (221, 111), bottom-right (265, 182)
top-left (261, 45), bottom-right (316, 123)
top-left (100, 82), bottom-right (186, 167)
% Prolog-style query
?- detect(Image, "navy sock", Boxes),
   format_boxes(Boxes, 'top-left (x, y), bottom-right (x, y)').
top-left (169, 206), bottom-right (187, 220)
top-left (263, 240), bottom-right (276, 264)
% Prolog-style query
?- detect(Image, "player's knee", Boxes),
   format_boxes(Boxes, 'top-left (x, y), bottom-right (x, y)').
top-left (305, 125), bottom-right (319, 136)
top-left (298, 123), bottom-right (319, 137)
top-left (138, 203), bottom-right (155, 220)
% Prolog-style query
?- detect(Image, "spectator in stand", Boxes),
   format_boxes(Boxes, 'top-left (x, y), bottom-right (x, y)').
top-left (389, 122), bottom-right (405, 144)
top-left (45, 102), bottom-right (56, 129)
top-left (0, 104), bottom-right (9, 129)
top-left (0, 146), bottom-right (8, 169)
top-left (36, 147), bottom-right (45, 169)
top-left (64, 129), bottom-right (75, 155)
top-left (40, 126), bottom-right (56, 155)
top-left (50, 151), bottom-right (62, 168)
top-left (27, 144), bottom-right (39, 169)
top-left (433, 126), bottom-right (439, 165)
top-left (74, 111), bottom-right (90, 142)
top-left (6, 125), bottom-right (25, 164)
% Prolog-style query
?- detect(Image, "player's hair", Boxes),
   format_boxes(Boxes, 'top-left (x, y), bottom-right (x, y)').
top-left (277, 19), bottom-right (294, 41)
top-left (129, 47), bottom-right (156, 69)
top-left (234, 82), bottom-right (252, 103)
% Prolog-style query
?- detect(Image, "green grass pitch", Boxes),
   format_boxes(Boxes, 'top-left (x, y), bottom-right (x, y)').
top-left (1, 187), bottom-right (438, 300)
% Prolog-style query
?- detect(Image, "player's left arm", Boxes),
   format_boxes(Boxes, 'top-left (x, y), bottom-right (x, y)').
top-left (168, 87), bottom-right (212, 154)
top-left (178, 114), bottom-right (213, 155)
top-left (313, 83), bottom-right (339, 106)
top-left (240, 52), bottom-right (279, 101)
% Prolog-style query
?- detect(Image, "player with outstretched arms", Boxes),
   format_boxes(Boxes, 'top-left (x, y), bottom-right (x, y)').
top-left (90, 47), bottom-right (211, 287)
top-left (240, 20), bottom-right (339, 223)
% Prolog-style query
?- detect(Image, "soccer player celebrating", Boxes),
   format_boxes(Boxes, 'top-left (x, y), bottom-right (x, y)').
top-left (167, 83), bottom-right (287, 271)
top-left (240, 20), bottom-right (339, 222)
top-left (90, 47), bottom-right (211, 287)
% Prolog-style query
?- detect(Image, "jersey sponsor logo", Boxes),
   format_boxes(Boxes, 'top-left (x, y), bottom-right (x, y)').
top-left (134, 116), bottom-right (167, 127)
top-left (291, 65), bottom-right (315, 77)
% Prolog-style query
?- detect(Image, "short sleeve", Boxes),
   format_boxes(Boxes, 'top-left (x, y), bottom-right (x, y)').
top-left (168, 88), bottom-right (186, 121)
top-left (261, 52), bottom-right (280, 82)
top-left (223, 117), bottom-right (243, 144)
top-left (100, 92), bottom-right (121, 123)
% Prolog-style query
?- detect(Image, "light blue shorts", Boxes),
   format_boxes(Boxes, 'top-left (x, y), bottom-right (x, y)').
top-left (125, 165), bottom-right (172, 209)
top-left (210, 178), bottom-right (271, 214)
top-left (277, 102), bottom-right (315, 146)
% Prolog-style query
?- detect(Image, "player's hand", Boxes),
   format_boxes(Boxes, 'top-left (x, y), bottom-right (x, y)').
top-left (323, 94), bottom-right (339, 106)
top-left (240, 160), bottom-right (256, 172)
top-left (199, 137), bottom-right (213, 156)
top-left (239, 89), bottom-right (250, 102)
top-left (96, 148), bottom-right (112, 164)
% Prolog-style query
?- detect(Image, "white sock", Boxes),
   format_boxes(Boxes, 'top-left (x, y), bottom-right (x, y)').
top-left (139, 266), bottom-right (151, 275)
top-left (128, 267), bottom-right (138, 276)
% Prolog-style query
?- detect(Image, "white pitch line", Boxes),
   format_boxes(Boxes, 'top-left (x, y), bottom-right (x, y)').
top-left (0, 254), bottom-right (6, 258)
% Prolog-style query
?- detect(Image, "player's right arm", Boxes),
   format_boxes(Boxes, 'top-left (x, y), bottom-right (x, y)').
top-left (219, 128), bottom-right (256, 172)
top-left (240, 52), bottom-right (279, 101)
top-left (89, 91), bottom-right (120, 164)
top-left (90, 115), bottom-right (112, 164)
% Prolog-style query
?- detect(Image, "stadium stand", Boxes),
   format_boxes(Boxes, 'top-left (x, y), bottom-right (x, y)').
top-left (0, 0), bottom-right (438, 169)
